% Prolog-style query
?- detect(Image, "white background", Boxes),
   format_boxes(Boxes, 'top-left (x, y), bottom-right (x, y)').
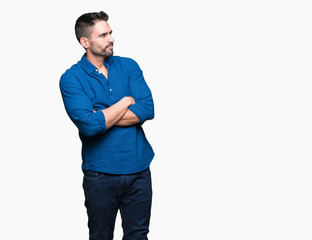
top-left (1, 0), bottom-right (312, 239)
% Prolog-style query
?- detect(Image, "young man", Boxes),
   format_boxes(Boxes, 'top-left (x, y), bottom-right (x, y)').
top-left (60, 11), bottom-right (155, 240)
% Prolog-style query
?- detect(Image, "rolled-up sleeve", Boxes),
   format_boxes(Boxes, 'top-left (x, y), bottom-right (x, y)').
top-left (127, 59), bottom-right (154, 124)
top-left (60, 73), bottom-right (107, 136)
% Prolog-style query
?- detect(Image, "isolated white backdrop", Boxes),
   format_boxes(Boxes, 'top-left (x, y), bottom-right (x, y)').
top-left (1, 0), bottom-right (312, 239)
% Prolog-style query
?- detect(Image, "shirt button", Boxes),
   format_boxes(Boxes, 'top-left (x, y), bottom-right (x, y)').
top-left (109, 89), bottom-right (112, 92)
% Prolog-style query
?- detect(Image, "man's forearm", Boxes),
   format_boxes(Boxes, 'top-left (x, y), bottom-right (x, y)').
top-left (100, 97), bottom-right (135, 129)
top-left (115, 109), bottom-right (140, 126)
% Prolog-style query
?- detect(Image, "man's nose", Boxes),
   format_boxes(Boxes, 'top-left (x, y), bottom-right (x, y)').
top-left (109, 34), bottom-right (115, 43)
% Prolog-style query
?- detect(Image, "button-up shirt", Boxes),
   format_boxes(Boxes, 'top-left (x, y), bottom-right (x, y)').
top-left (60, 55), bottom-right (155, 174)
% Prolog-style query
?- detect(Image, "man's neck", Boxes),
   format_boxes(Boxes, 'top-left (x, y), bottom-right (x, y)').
top-left (86, 52), bottom-right (105, 70)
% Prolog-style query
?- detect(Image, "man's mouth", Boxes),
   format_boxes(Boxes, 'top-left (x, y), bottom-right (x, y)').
top-left (106, 44), bottom-right (114, 50)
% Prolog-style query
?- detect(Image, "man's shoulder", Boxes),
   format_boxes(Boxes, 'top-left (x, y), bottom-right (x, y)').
top-left (109, 56), bottom-right (140, 70)
top-left (64, 60), bottom-right (81, 74)
top-left (59, 64), bottom-right (82, 88)
top-left (60, 59), bottom-right (84, 82)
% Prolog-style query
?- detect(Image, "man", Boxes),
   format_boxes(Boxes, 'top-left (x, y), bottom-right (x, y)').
top-left (59, 11), bottom-right (155, 240)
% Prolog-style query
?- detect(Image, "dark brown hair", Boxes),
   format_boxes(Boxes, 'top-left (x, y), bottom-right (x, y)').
top-left (75, 11), bottom-right (109, 42)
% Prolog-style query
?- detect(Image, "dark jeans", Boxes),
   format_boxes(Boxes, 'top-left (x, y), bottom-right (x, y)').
top-left (82, 168), bottom-right (152, 240)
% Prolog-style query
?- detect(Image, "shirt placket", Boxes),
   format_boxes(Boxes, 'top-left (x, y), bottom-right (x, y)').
top-left (104, 62), bottom-right (113, 96)
top-left (93, 63), bottom-right (114, 102)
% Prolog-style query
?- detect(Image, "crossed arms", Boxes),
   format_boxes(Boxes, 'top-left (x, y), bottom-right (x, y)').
top-left (97, 96), bottom-right (140, 128)
top-left (60, 62), bottom-right (154, 137)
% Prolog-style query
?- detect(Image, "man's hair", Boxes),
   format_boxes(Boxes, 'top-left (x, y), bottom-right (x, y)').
top-left (75, 11), bottom-right (109, 43)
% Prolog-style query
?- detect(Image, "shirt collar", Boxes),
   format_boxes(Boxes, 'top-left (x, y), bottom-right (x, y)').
top-left (81, 54), bottom-right (112, 73)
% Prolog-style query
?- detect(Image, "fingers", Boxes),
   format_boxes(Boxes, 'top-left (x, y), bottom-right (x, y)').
top-left (129, 96), bottom-right (135, 105)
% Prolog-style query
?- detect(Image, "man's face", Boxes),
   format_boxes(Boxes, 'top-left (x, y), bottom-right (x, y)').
top-left (88, 20), bottom-right (115, 58)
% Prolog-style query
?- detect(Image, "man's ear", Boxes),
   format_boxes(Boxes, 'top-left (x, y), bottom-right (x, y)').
top-left (80, 37), bottom-right (90, 49)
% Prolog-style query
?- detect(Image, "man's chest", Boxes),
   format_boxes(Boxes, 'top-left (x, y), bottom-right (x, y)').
top-left (80, 68), bottom-right (131, 109)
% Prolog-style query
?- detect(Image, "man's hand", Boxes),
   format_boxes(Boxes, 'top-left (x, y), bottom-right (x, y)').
top-left (114, 97), bottom-right (140, 126)
top-left (121, 96), bottom-right (135, 106)
top-left (93, 97), bottom-right (135, 113)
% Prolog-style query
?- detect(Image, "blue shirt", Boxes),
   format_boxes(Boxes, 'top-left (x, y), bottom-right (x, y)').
top-left (60, 55), bottom-right (155, 174)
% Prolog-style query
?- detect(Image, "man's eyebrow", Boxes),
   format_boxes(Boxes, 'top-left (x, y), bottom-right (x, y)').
top-left (98, 30), bottom-right (113, 36)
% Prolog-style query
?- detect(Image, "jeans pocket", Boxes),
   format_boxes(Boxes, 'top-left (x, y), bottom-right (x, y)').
top-left (83, 170), bottom-right (104, 180)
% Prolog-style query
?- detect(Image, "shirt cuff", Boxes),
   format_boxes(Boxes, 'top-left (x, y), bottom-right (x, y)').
top-left (95, 110), bottom-right (107, 133)
top-left (128, 105), bottom-right (144, 123)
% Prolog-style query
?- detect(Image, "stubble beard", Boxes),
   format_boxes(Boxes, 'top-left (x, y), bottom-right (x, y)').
top-left (90, 44), bottom-right (114, 58)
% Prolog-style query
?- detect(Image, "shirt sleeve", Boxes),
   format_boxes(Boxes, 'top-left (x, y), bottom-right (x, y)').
top-left (126, 59), bottom-right (154, 124)
top-left (59, 72), bottom-right (107, 136)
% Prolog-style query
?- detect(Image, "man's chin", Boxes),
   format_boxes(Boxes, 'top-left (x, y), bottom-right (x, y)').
top-left (105, 50), bottom-right (114, 58)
